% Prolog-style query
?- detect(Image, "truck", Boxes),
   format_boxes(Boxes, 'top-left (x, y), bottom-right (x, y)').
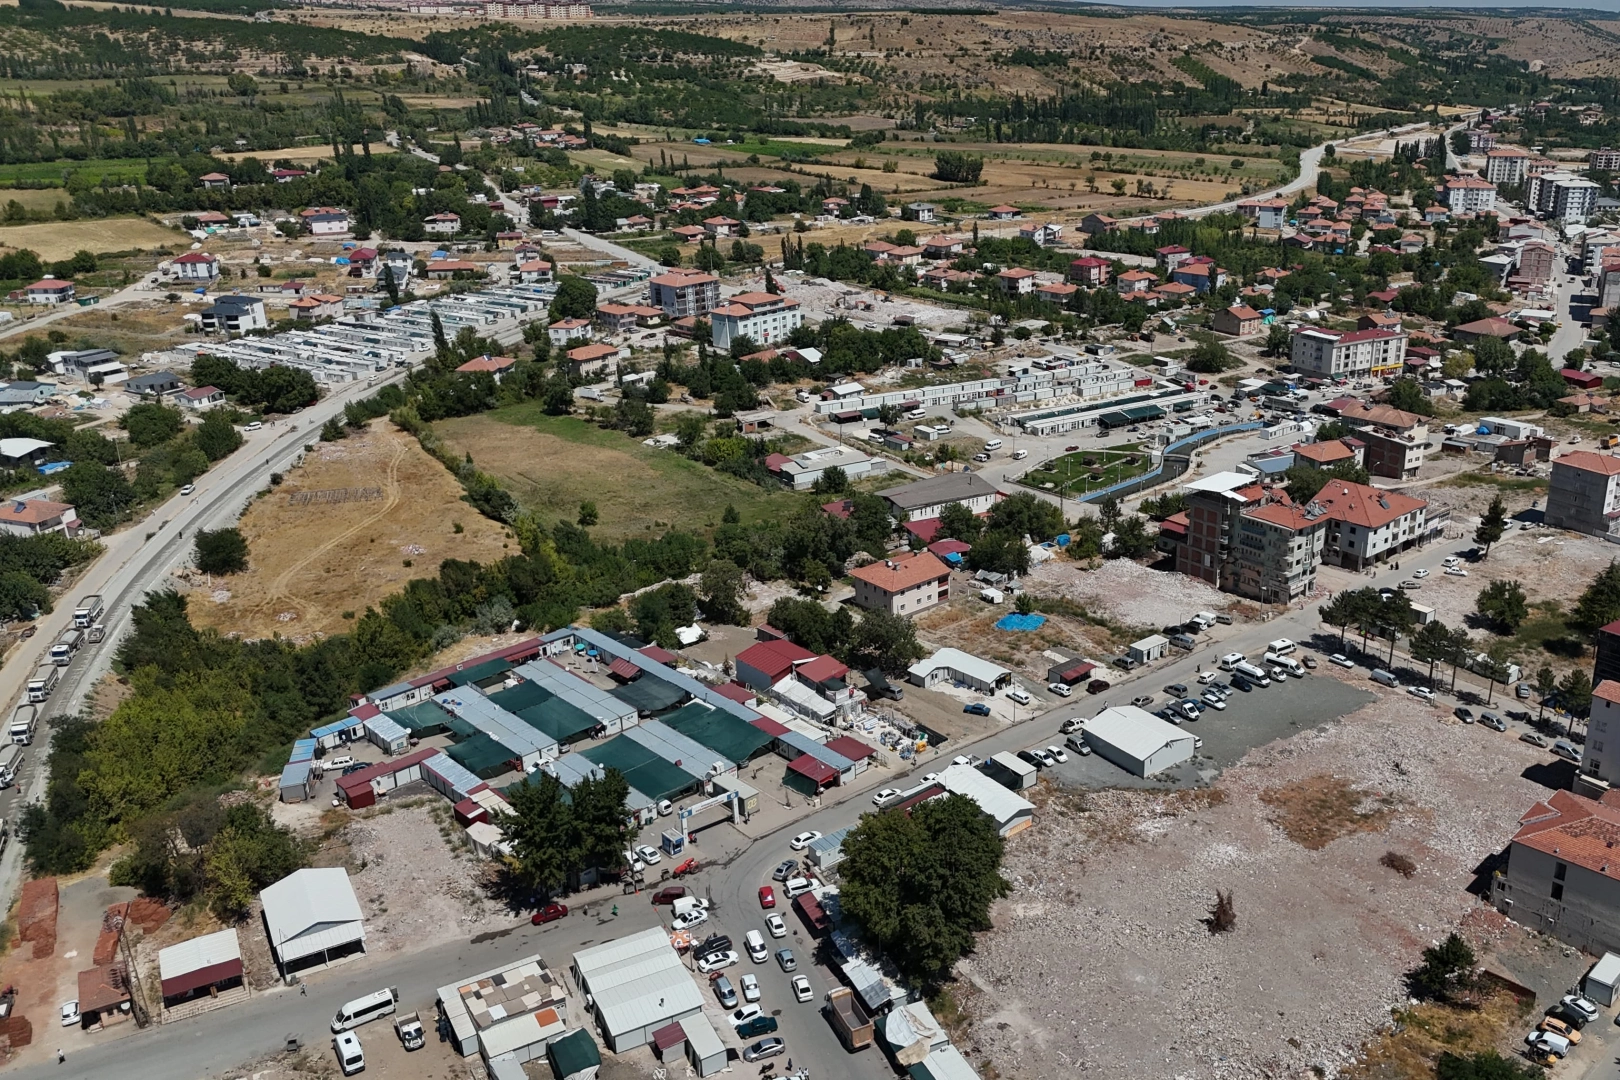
top-left (393, 1011), bottom-right (424, 1051)
top-left (824, 987), bottom-right (874, 1051)
top-left (49, 628), bottom-right (82, 666)
top-left (26, 663), bottom-right (58, 703)
top-left (72, 595), bottom-right (103, 629)
top-left (8, 704), bottom-right (36, 746)
top-left (0, 745), bottom-right (23, 788)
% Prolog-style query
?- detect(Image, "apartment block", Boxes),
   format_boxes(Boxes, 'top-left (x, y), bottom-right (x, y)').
top-left (1485, 147), bottom-right (1530, 186)
top-left (648, 269), bottom-right (721, 319)
top-left (1546, 450), bottom-right (1620, 536)
top-left (1492, 788), bottom-right (1620, 957)
top-left (1311, 480), bottom-right (1428, 570)
top-left (1289, 327), bottom-right (1407, 380)
top-left (709, 291), bottom-right (803, 350)
top-left (1172, 472), bottom-right (1326, 603)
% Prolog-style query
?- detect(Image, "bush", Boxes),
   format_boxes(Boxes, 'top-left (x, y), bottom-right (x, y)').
top-left (1380, 851), bottom-right (1417, 877)
top-left (194, 528), bottom-right (248, 574)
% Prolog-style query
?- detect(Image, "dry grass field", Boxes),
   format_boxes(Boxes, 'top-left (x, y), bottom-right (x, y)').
top-left (186, 420), bottom-right (513, 642)
top-left (219, 143), bottom-right (395, 164)
top-left (0, 218), bottom-right (179, 260)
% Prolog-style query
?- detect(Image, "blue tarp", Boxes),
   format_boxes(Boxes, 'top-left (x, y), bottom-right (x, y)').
top-left (36, 462), bottom-right (70, 475)
top-left (942, 552), bottom-right (963, 565)
top-left (994, 614), bottom-right (1046, 631)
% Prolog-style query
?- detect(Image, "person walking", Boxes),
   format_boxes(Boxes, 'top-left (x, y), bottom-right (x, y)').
top-left (56, 1049), bottom-right (63, 1065)
top-left (611, 904), bottom-right (619, 917)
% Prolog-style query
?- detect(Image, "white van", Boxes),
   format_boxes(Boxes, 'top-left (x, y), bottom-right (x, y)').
top-left (1065, 733), bottom-right (1092, 756)
top-left (1265, 653), bottom-right (1304, 677)
top-left (1218, 652), bottom-right (1246, 672)
top-left (983, 439), bottom-right (1003, 452)
top-left (334, 1031), bottom-right (365, 1075)
top-left (1267, 638), bottom-right (1296, 656)
top-left (1011, 449), bottom-right (1028, 460)
top-left (1232, 661), bottom-right (1270, 686)
top-left (745, 929), bottom-right (767, 963)
top-left (331, 987), bottom-right (399, 1032)
top-left (1370, 669), bottom-right (1399, 688)
top-left (0, 744), bottom-right (22, 788)
top-left (1006, 687), bottom-right (1031, 706)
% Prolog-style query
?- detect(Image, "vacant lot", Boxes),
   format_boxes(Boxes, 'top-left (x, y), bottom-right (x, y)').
top-left (187, 420), bottom-right (511, 641)
top-left (436, 405), bottom-right (798, 542)
top-left (0, 217), bottom-right (179, 260)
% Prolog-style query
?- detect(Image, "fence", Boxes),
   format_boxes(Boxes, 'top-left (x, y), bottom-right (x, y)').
top-left (1066, 421), bottom-right (1265, 504)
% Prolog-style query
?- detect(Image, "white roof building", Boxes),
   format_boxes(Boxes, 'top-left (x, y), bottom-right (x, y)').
top-left (259, 867), bottom-right (366, 970)
top-left (1083, 705), bottom-right (1197, 777)
top-left (571, 927), bottom-right (704, 1052)
top-left (437, 953), bottom-right (569, 1068)
top-left (939, 763), bottom-right (1034, 836)
top-left (906, 648), bottom-right (1012, 693)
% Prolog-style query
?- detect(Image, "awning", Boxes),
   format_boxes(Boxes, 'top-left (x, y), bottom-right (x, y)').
top-left (1058, 661), bottom-right (1095, 683)
top-left (160, 958), bottom-right (243, 999)
top-left (788, 754), bottom-right (838, 787)
top-left (608, 657), bottom-right (640, 681)
top-left (652, 1022), bottom-right (687, 1051)
top-left (445, 658), bottom-right (511, 687)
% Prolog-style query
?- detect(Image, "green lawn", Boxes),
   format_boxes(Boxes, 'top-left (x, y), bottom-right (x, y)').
top-left (0, 158), bottom-right (153, 188)
top-left (436, 404), bottom-right (799, 542)
top-left (1023, 444), bottom-right (1152, 497)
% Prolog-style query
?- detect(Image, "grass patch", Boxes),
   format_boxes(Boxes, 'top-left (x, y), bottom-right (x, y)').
top-left (0, 158), bottom-right (154, 188)
top-left (1506, 599), bottom-right (1586, 662)
top-left (1024, 444), bottom-right (1151, 497)
top-left (1259, 775), bottom-right (1398, 850)
top-left (436, 404), bottom-right (798, 543)
top-left (1439, 471), bottom-right (1548, 493)
top-left (1344, 989), bottom-right (1537, 1080)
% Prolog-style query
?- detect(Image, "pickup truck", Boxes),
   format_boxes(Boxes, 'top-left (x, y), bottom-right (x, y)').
top-left (394, 1011), bottom-right (424, 1051)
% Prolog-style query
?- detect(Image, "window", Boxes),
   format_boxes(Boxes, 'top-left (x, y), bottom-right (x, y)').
top-left (1552, 882), bottom-right (1565, 901)
top-left (1554, 861), bottom-right (1568, 881)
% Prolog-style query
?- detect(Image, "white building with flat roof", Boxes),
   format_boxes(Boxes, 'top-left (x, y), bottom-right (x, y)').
top-left (906, 648), bottom-right (1011, 693)
top-left (259, 867), bottom-right (366, 972)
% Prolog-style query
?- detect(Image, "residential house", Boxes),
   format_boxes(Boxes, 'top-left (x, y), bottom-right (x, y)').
top-left (1592, 148), bottom-right (1620, 171)
top-left (1156, 245), bottom-right (1193, 273)
top-left (671, 225), bottom-right (706, 244)
top-left (820, 196), bottom-right (848, 216)
top-left (996, 268), bottom-right (1038, 296)
top-left (177, 385), bottom-right (226, 411)
top-left (23, 279), bottom-right (73, 305)
top-left (1018, 222), bottom-right (1064, 247)
top-left (849, 552), bottom-right (952, 617)
top-left (1515, 240), bottom-right (1557, 287)
top-left (1546, 451), bottom-right (1620, 536)
top-left (347, 248), bottom-right (378, 276)
top-left (702, 216), bottom-right (741, 238)
top-left (1490, 787), bottom-right (1620, 957)
top-left (198, 172), bottom-right (231, 190)
top-left (513, 259), bottom-right (554, 284)
top-left (1336, 402), bottom-right (1430, 479)
top-left (1239, 198), bottom-right (1288, 230)
top-left (1289, 327), bottom-right (1407, 380)
top-left (1115, 269), bottom-right (1155, 296)
top-left (1150, 281), bottom-right (1198, 304)
top-left (1211, 305), bottom-right (1263, 337)
top-left (380, 251), bottom-right (412, 286)
top-left (1486, 147), bottom-right (1531, 186)
top-left (199, 295), bottom-right (268, 335)
top-left (423, 212), bottom-right (462, 235)
top-left (1311, 480), bottom-right (1428, 569)
top-left (288, 294), bottom-right (344, 322)
top-left (124, 371), bottom-right (180, 398)
top-left (1438, 175), bottom-right (1498, 215)
top-left (1069, 257), bottom-right (1110, 287)
top-left (709, 292), bottom-right (802, 350)
top-left (920, 235), bottom-right (963, 260)
top-left (548, 318), bottom-right (593, 346)
top-left (986, 205), bottom-right (1021, 220)
top-left (1452, 317), bottom-right (1520, 344)
top-left (878, 471), bottom-right (1003, 525)
top-left (904, 202), bottom-right (937, 224)
top-left (1171, 261), bottom-right (1226, 293)
top-left (298, 207), bottom-right (351, 236)
top-left (456, 355), bottom-right (520, 382)
top-left (1357, 312), bottom-right (1403, 333)
top-left (1171, 472), bottom-right (1326, 603)
top-left (595, 303), bottom-right (662, 335)
top-left (1291, 438), bottom-right (1365, 471)
top-left (566, 343), bottom-right (619, 378)
top-left (424, 260), bottom-right (479, 279)
top-left (173, 253), bottom-right (219, 282)
top-left (1080, 213), bottom-right (1118, 235)
top-left (649, 269), bottom-right (721, 319)
top-left (1396, 233), bottom-right (1427, 254)
top-left (0, 498), bottom-right (78, 538)
top-left (271, 168), bottom-right (308, 183)
top-left (1036, 282), bottom-right (1078, 306)
top-left (770, 445), bottom-right (880, 490)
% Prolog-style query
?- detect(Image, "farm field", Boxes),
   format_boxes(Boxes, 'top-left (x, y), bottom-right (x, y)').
top-left (435, 405), bottom-right (798, 543)
top-left (0, 217), bottom-right (179, 260)
top-left (0, 158), bottom-right (150, 188)
top-left (186, 420), bottom-right (513, 642)
top-left (218, 142), bottom-right (395, 163)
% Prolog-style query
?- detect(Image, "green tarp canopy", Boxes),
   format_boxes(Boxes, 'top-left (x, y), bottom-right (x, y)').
top-left (609, 677), bottom-right (687, 715)
top-left (548, 1029), bottom-right (602, 1079)
top-left (487, 681), bottom-right (550, 712)
top-left (445, 733), bottom-right (515, 779)
top-left (515, 697), bottom-right (599, 744)
top-left (580, 739), bottom-right (696, 803)
top-left (385, 701), bottom-right (451, 735)
top-left (661, 701), bottom-right (774, 764)
top-left (1098, 404), bottom-right (1165, 428)
top-left (445, 658), bottom-right (513, 688)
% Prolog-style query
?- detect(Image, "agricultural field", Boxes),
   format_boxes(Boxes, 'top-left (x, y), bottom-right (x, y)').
top-left (0, 158), bottom-right (149, 188)
top-left (186, 420), bottom-right (513, 642)
top-left (1023, 444), bottom-right (1154, 499)
top-left (435, 404), bottom-right (797, 544)
top-left (0, 217), bottom-right (179, 260)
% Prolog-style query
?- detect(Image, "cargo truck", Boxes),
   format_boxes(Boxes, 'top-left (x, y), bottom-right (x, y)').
top-left (73, 595), bottom-right (103, 629)
top-left (393, 1012), bottom-right (424, 1051)
top-left (824, 987), bottom-right (874, 1051)
top-left (49, 628), bottom-right (82, 666)
top-left (9, 704), bottom-right (36, 746)
top-left (26, 664), bottom-right (58, 703)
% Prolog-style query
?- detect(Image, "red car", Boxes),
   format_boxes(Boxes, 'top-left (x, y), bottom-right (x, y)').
top-left (758, 886), bottom-right (776, 909)
top-left (531, 903), bottom-right (569, 925)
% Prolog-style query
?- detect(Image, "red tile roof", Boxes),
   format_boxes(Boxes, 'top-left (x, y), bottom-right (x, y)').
top-left (1509, 789), bottom-right (1620, 881)
top-left (796, 655), bottom-right (850, 685)
top-left (736, 638), bottom-right (816, 682)
top-left (849, 552), bottom-right (950, 593)
top-left (824, 734), bottom-right (876, 761)
top-left (1309, 480), bottom-right (1427, 529)
top-left (1556, 451), bottom-right (1620, 476)
top-left (1595, 679), bottom-right (1620, 706)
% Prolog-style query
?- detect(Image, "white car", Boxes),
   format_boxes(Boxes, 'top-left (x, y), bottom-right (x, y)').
top-left (765, 913), bottom-right (787, 938)
top-left (1329, 654), bottom-right (1355, 668)
top-left (740, 973), bottom-right (761, 1003)
top-left (696, 950), bottom-right (738, 974)
top-left (729, 1005), bottom-right (763, 1028)
top-left (921, 773), bottom-right (939, 785)
top-left (324, 755), bottom-right (355, 770)
top-left (672, 908), bottom-right (709, 931)
top-left (1197, 671), bottom-right (1219, 685)
top-left (1561, 994), bottom-right (1601, 1023)
top-left (60, 1000), bottom-right (79, 1027)
top-left (951, 754), bottom-right (975, 766)
top-left (791, 975), bottom-right (813, 1002)
top-left (1032, 747), bottom-right (1056, 767)
top-left (790, 831), bottom-right (822, 851)
top-left (634, 844), bottom-right (662, 865)
top-left (1408, 686), bottom-right (1437, 702)
top-left (1045, 744), bottom-right (1068, 764)
top-left (179, 483), bottom-right (195, 496)
top-left (1444, 567), bottom-right (1469, 577)
top-left (1047, 682), bottom-right (1072, 697)
top-left (872, 788), bottom-right (903, 807)
top-left (1200, 692), bottom-right (1226, 710)
top-left (1412, 568), bottom-right (1429, 578)
top-left (1059, 717), bottom-right (1084, 734)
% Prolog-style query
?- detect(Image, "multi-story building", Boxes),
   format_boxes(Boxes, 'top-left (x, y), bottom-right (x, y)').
top-left (1335, 402), bottom-right (1430, 479)
top-left (1485, 147), bottom-right (1530, 186)
top-left (1600, 261), bottom-right (1620, 311)
top-left (1468, 128), bottom-right (1496, 153)
top-left (1069, 257), bottom-right (1111, 287)
top-left (1545, 450), bottom-right (1620, 536)
top-left (423, 212), bottom-right (461, 235)
top-left (299, 207), bottom-right (351, 237)
top-left (1438, 175), bottom-right (1498, 215)
top-left (173, 252), bottom-right (219, 282)
top-left (648, 269), bottom-right (720, 319)
top-left (1596, 623), bottom-right (1620, 688)
top-left (1311, 480), bottom-right (1428, 570)
top-left (709, 291), bottom-right (802, 349)
top-left (878, 472), bottom-right (1003, 524)
top-left (1289, 327), bottom-right (1408, 380)
top-left (1515, 240), bottom-right (1557, 285)
top-left (1552, 178), bottom-right (1601, 224)
top-left (1172, 472), bottom-right (1326, 603)
top-left (996, 268), bottom-right (1038, 296)
top-left (1586, 680), bottom-right (1620, 786)
top-left (849, 552), bottom-right (952, 618)
top-left (1591, 147), bottom-right (1620, 172)
top-left (1237, 198), bottom-right (1287, 230)
top-left (1491, 786), bottom-right (1620, 956)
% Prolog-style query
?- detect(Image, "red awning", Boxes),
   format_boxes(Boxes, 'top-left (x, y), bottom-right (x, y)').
top-left (160, 958), bottom-right (243, 999)
top-left (794, 890), bottom-right (831, 933)
top-left (824, 735), bottom-right (876, 762)
top-left (788, 754), bottom-right (838, 786)
top-left (1058, 661), bottom-right (1095, 683)
top-left (608, 657), bottom-right (640, 681)
top-left (752, 717), bottom-right (790, 737)
top-left (651, 1022), bottom-right (687, 1051)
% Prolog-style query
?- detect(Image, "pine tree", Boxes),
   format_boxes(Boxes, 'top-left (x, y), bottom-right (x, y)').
top-left (1474, 495), bottom-right (1507, 556)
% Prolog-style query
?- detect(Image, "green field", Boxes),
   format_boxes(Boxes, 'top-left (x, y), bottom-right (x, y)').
top-left (1024, 444), bottom-right (1152, 498)
top-left (0, 158), bottom-right (152, 188)
top-left (435, 405), bottom-right (798, 542)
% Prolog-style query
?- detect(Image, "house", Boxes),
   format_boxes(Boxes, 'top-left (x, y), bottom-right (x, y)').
top-left (124, 371), bottom-right (181, 398)
top-left (709, 292), bottom-right (802, 350)
top-left (1452, 316), bottom-right (1520, 344)
top-left (996, 267), bottom-right (1038, 296)
top-left (920, 235), bottom-right (963, 259)
top-left (820, 196), bottom-right (849, 216)
top-left (849, 552), bottom-right (951, 618)
top-left (298, 207), bottom-right (351, 236)
top-left (1335, 402), bottom-right (1429, 478)
top-left (1170, 262), bottom-right (1226, 293)
top-left (424, 260), bottom-right (479, 279)
top-left (347, 248), bottom-right (378, 276)
top-left (1292, 438), bottom-right (1364, 471)
top-left (271, 168), bottom-right (308, 183)
top-left (771, 445), bottom-right (881, 490)
top-left (198, 172), bottom-right (231, 190)
top-left (1312, 480), bottom-right (1428, 569)
top-left (456, 355), bottom-right (520, 382)
top-left (192, 211), bottom-right (229, 228)
top-left (288, 294), bottom-right (344, 322)
top-left (0, 498), bottom-right (78, 538)
top-left (172, 253), bottom-right (219, 281)
top-left (566, 342), bottom-right (619, 378)
top-left (380, 251), bottom-right (412, 285)
top-left (1239, 198), bottom-right (1288, 230)
top-left (938, 763), bottom-right (1034, 838)
top-left (423, 212), bottom-right (462, 235)
top-left (904, 202), bottom-right (937, 223)
top-left (199, 295), bottom-right (268, 335)
top-left (1083, 706), bottom-right (1196, 777)
top-left (178, 385), bottom-right (226, 411)
top-left (435, 952), bottom-right (569, 1069)
top-left (158, 929), bottom-right (245, 1017)
top-left (1069, 256), bottom-right (1110, 287)
top-left (1357, 312), bottom-right (1403, 333)
top-left (702, 216), bottom-right (741, 238)
top-left (1150, 281), bottom-right (1198, 304)
top-left (906, 648), bottom-right (1011, 693)
top-left (879, 471), bottom-right (1002, 523)
top-left (1211, 305), bottom-right (1263, 336)
top-left (986, 205), bottom-right (1021, 220)
top-left (1036, 282), bottom-right (1078, 305)
top-left (1566, 368), bottom-right (1606, 391)
top-left (259, 867), bottom-right (366, 973)
top-left (1290, 327), bottom-right (1407, 380)
top-left (1546, 451), bottom-right (1620, 536)
top-left (1396, 233), bottom-right (1427, 254)
top-left (23, 278), bottom-right (74, 305)
top-left (1585, 680), bottom-right (1620, 787)
top-left (548, 318), bottom-right (593, 347)
top-left (671, 225), bottom-right (706, 244)
top-left (1080, 213), bottom-right (1118, 235)
top-left (494, 229), bottom-right (527, 247)
top-left (1156, 245), bottom-right (1193, 272)
top-left (1116, 269), bottom-right (1155, 295)
top-left (513, 259), bottom-right (554, 284)
top-left (1491, 787), bottom-right (1620, 956)
top-left (649, 269), bottom-right (721, 319)
top-left (1018, 222), bottom-right (1063, 247)
top-left (595, 303), bottom-right (648, 335)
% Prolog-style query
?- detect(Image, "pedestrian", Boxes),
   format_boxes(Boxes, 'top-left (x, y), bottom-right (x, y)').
top-left (611, 904), bottom-right (618, 917)
top-left (56, 1049), bottom-right (63, 1065)
top-left (300, 982), bottom-right (307, 996)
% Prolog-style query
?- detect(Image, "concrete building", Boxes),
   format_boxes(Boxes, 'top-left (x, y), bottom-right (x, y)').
top-left (23, 278), bottom-right (74, 305)
top-left (771, 445), bottom-right (880, 490)
top-left (878, 471), bottom-right (1002, 523)
top-left (648, 269), bottom-right (721, 319)
top-left (1439, 175), bottom-right (1498, 215)
top-left (1596, 622), bottom-right (1620, 689)
top-left (259, 867), bottom-right (365, 973)
top-left (709, 291), bottom-right (802, 350)
top-left (1311, 480), bottom-right (1429, 570)
top-left (1335, 402), bottom-right (1430, 479)
top-left (1289, 327), bottom-right (1407, 380)
top-left (1485, 147), bottom-right (1531, 186)
top-left (849, 552), bottom-right (951, 617)
top-left (1553, 177), bottom-right (1601, 224)
top-left (438, 953), bottom-right (570, 1070)
top-left (172, 252), bottom-right (220, 281)
top-left (1211, 304), bottom-right (1263, 337)
top-left (0, 498), bottom-right (79, 538)
top-left (200, 295), bottom-right (268, 335)
top-left (1493, 788), bottom-right (1620, 956)
top-left (1592, 148), bottom-right (1620, 171)
top-left (1172, 472), bottom-right (1326, 603)
top-left (1585, 680), bottom-right (1620, 787)
top-left (1083, 705), bottom-right (1197, 777)
top-left (1547, 451), bottom-right (1620, 536)
top-left (996, 268), bottom-right (1038, 296)
top-left (571, 927), bottom-right (704, 1053)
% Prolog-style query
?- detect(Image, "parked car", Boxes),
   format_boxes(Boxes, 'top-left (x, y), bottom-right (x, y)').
top-left (729, 1005), bottom-right (763, 1028)
top-left (1329, 654), bottom-right (1354, 668)
top-left (1302, 655), bottom-right (1318, 669)
top-left (1131, 695), bottom-right (1154, 708)
top-left (651, 887), bottom-right (687, 906)
top-left (1229, 675), bottom-right (1252, 692)
top-left (1018, 749), bottom-right (1045, 769)
top-left (765, 913), bottom-right (787, 938)
top-left (743, 1038), bottom-right (786, 1063)
top-left (1517, 683), bottom-right (1532, 699)
top-left (1454, 707), bottom-right (1475, 724)
top-left (1480, 712), bottom-right (1506, 732)
top-left (634, 844), bottom-right (661, 865)
top-left (776, 948), bottom-right (797, 972)
top-left (1201, 691), bottom-right (1226, 710)
top-left (713, 977), bottom-right (737, 1008)
top-left (696, 950), bottom-right (738, 974)
top-left (1561, 995), bottom-right (1600, 1023)
top-left (1087, 679), bottom-right (1111, 694)
top-left (736, 1015), bottom-right (779, 1038)
top-left (1553, 740), bottom-right (1583, 763)
top-left (1445, 566), bottom-right (1469, 577)
top-left (1165, 683), bottom-right (1188, 697)
top-left (1520, 732), bottom-right (1550, 748)
top-left (758, 886), bottom-right (776, 909)
top-left (772, 860), bottom-right (799, 882)
top-left (1045, 744), bottom-right (1068, 764)
top-left (1197, 671), bottom-right (1220, 685)
top-left (791, 975), bottom-right (813, 1002)
top-left (1399, 580), bottom-right (1422, 590)
top-left (59, 1000), bottom-right (79, 1027)
top-left (1525, 1030), bottom-right (1570, 1058)
top-left (673, 908), bottom-right (709, 931)
top-left (1412, 568), bottom-right (1429, 578)
top-left (1407, 687), bottom-right (1437, 703)
top-left (872, 788), bottom-right (903, 807)
top-left (740, 973), bottom-right (761, 1004)
top-left (789, 832), bottom-right (821, 851)
top-left (1048, 682), bottom-right (1072, 697)
top-left (963, 702), bottom-right (993, 716)
top-left (530, 903), bottom-right (568, 925)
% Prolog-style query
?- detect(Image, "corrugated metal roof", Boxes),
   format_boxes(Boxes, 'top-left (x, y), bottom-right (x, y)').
top-left (289, 738), bottom-right (316, 763)
top-left (513, 659), bottom-right (638, 726)
top-left (680, 1014), bottom-right (724, 1060)
top-left (572, 927), bottom-right (703, 1039)
top-left (621, 719), bottom-right (730, 779)
top-left (434, 687), bottom-right (558, 760)
top-left (423, 752), bottom-right (482, 799)
top-left (778, 732), bottom-right (855, 772)
top-left (279, 761), bottom-right (311, 788)
top-left (365, 715), bottom-right (408, 742)
top-left (158, 928), bottom-right (241, 985)
top-left (259, 868), bottom-right (364, 964)
top-left (939, 764), bottom-right (1033, 830)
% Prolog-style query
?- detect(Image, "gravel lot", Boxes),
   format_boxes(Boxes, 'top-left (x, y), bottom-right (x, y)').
top-left (957, 670), bottom-right (1563, 1080)
top-left (1029, 557), bottom-right (1238, 630)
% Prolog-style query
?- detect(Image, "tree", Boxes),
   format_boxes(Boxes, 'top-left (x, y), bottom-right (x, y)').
top-left (848, 609), bottom-right (925, 675)
top-left (548, 275), bottom-right (598, 321)
top-left (1570, 561), bottom-right (1620, 636)
top-left (839, 794), bottom-right (1011, 987)
top-left (0, 570), bottom-right (48, 622)
top-left (1385, 378), bottom-right (1434, 416)
top-left (195, 411), bottom-right (243, 462)
top-left (1407, 932), bottom-right (1477, 1003)
top-left (123, 402), bottom-right (184, 448)
top-left (577, 501), bottom-right (598, 527)
top-left (1410, 620), bottom-right (1457, 688)
top-left (932, 152), bottom-right (984, 183)
top-left (503, 772), bottom-right (573, 899)
top-left (937, 501), bottom-right (983, 544)
top-left (813, 465), bottom-right (849, 495)
top-left (1474, 495), bottom-right (1507, 556)
top-left (194, 528), bottom-right (248, 574)
top-left (568, 768), bottom-right (632, 876)
top-left (1320, 589), bottom-right (1369, 649)
top-left (1110, 514), bottom-right (1154, 560)
top-left (60, 462), bottom-right (135, 530)
top-left (1535, 664), bottom-right (1560, 724)
top-left (1477, 643), bottom-right (1512, 705)
top-left (1185, 332), bottom-right (1236, 374)
top-left (1374, 588), bottom-right (1416, 665)
top-left (320, 417), bottom-right (347, 442)
top-left (1560, 668), bottom-right (1593, 720)
top-left (202, 803), bottom-right (303, 921)
top-left (1476, 579), bottom-right (1528, 632)
top-left (1261, 323), bottom-right (1291, 358)
top-left (698, 558), bottom-right (748, 625)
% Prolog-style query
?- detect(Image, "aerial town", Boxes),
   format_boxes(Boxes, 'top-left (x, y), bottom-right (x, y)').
top-left (2, 5), bottom-right (1620, 1080)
